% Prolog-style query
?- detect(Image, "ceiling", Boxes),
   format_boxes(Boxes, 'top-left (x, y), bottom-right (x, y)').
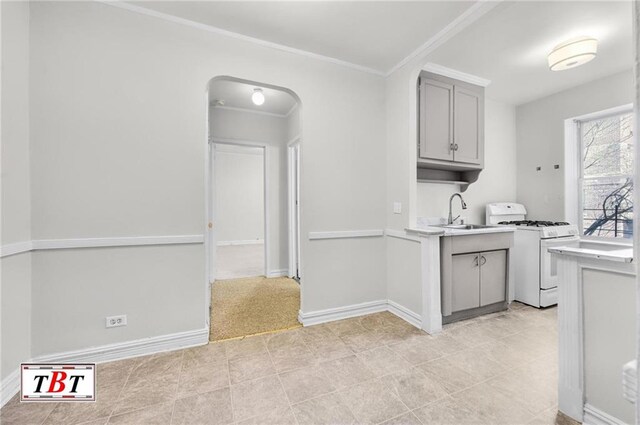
top-left (129, 1), bottom-right (475, 74)
top-left (427, 1), bottom-right (633, 105)
top-left (129, 1), bottom-right (632, 106)
top-left (209, 79), bottom-right (297, 116)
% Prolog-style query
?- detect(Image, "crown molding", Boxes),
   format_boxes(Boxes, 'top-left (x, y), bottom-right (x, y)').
top-left (422, 63), bottom-right (491, 87)
top-left (99, 1), bottom-right (385, 77)
top-left (99, 1), bottom-right (501, 81)
top-left (385, 0), bottom-right (502, 77)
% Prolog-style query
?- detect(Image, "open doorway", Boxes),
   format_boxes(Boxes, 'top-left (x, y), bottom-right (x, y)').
top-left (214, 143), bottom-right (266, 280)
top-left (207, 76), bottom-right (302, 341)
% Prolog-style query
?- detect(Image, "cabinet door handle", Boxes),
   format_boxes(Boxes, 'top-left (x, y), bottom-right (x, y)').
top-left (449, 143), bottom-right (454, 152)
top-left (454, 143), bottom-right (459, 151)
top-left (480, 255), bottom-right (487, 266)
top-left (474, 255), bottom-right (479, 267)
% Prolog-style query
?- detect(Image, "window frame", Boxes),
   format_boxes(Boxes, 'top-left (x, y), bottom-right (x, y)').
top-left (565, 104), bottom-right (634, 243)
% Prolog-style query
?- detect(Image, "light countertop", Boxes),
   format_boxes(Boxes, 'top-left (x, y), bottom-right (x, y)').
top-left (548, 245), bottom-right (633, 263)
top-left (405, 225), bottom-right (515, 237)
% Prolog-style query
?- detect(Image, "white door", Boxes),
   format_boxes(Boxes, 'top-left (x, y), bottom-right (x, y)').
top-left (288, 143), bottom-right (301, 279)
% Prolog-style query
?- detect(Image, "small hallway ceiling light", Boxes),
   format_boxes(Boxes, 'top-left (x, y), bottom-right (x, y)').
top-left (548, 36), bottom-right (598, 71)
top-left (252, 88), bottom-right (265, 106)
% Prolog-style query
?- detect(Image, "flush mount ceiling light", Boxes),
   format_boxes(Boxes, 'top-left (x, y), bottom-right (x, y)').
top-left (548, 36), bottom-right (598, 71)
top-left (251, 88), bottom-right (265, 106)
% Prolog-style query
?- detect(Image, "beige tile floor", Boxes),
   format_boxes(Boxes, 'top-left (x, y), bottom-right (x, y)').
top-left (1, 302), bottom-right (559, 425)
top-left (216, 244), bottom-right (265, 280)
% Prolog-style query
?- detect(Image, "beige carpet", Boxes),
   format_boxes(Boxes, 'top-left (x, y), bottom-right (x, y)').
top-left (210, 276), bottom-right (301, 341)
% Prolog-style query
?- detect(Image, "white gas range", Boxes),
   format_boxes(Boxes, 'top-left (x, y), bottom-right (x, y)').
top-left (486, 203), bottom-right (580, 308)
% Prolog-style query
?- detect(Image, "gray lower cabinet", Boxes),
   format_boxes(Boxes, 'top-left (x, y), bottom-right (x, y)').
top-left (449, 249), bottom-right (508, 314)
top-left (451, 253), bottom-right (481, 312)
top-left (441, 233), bottom-right (512, 323)
top-left (479, 250), bottom-right (507, 306)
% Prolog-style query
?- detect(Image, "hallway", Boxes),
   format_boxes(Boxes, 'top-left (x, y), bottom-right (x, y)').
top-left (216, 243), bottom-right (265, 280)
top-left (210, 276), bottom-right (301, 341)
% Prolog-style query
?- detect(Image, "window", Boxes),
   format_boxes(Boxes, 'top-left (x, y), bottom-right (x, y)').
top-left (578, 111), bottom-right (633, 239)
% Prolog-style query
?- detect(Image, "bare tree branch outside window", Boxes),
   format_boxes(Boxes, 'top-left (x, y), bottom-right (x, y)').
top-left (581, 113), bottom-right (633, 239)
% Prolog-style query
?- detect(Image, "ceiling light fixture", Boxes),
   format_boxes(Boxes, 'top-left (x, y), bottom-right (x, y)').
top-left (548, 36), bottom-right (598, 71)
top-left (252, 88), bottom-right (265, 106)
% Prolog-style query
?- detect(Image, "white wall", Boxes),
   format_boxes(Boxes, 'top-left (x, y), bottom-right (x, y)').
top-left (416, 99), bottom-right (517, 224)
top-left (31, 245), bottom-right (204, 356)
top-left (26, 1), bottom-right (386, 357)
top-left (1, 1), bottom-right (32, 380)
top-left (516, 70), bottom-right (634, 221)
top-left (214, 147), bottom-right (264, 244)
top-left (286, 105), bottom-right (301, 143)
top-left (211, 107), bottom-right (288, 143)
top-left (210, 107), bottom-right (289, 274)
top-left (583, 269), bottom-right (636, 424)
top-left (386, 237), bottom-right (422, 315)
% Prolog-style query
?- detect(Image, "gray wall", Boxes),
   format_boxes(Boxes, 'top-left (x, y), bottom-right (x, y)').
top-left (516, 70), bottom-right (634, 221)
top-left (25, 1), bottom-right (386, 358)
top-left (386, 237), bottom-right (421, 315)
top-left (1, 1), bottom-right (32, 380)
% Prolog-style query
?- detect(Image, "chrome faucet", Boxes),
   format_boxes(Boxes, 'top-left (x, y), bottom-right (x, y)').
top-left (448, 193), bottom-right (467, 224)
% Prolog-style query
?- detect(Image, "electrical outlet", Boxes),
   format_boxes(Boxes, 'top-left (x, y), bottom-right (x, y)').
top-left (106, 315), bottom-right (127, 328)
top-left (393, 202), bottom-right (402, 214)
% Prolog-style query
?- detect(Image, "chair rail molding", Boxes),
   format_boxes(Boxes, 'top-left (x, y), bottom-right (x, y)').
top-left (0, 235), bottom-right (205, 258)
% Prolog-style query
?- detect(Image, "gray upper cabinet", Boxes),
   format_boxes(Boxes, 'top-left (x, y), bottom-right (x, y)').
top-left (453, 86), bottom-right (482, 165)
top-left (418, 71), bottom-right (484, 172)
top-left (419, 79), bottom-right (454, 161)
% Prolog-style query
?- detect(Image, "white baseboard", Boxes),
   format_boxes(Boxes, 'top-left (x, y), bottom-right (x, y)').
top-left (217, 239), bottom-right (264, 246)
top-left (583, 404), bottom-right (628, 425)
top-left (387, 300), bottom-right (421, 328)
top-left (0, 327), bottom-right (209, 408)
top-left (298, 300), bottom-right (388, 326)
top-left (33, 327), bottom-right (209, 364)
top-left (0, 369), bottom-right (20, 408)
top-left (267, 269), bottom-right (288, 278)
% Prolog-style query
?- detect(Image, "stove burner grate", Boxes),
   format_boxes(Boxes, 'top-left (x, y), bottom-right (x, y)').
top-left (498, 220), bottom-right (571, 227)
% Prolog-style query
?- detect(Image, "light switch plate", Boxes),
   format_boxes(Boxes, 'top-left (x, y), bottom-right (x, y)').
top-left (393, 202), bottom-right (402, 214)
